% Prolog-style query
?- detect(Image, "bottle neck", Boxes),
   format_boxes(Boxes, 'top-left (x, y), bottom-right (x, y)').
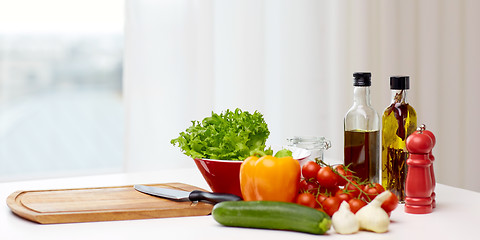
top-left (390, 89), bottom-right (408, 104)
top-left (353, 86), bottom-right (371, 106)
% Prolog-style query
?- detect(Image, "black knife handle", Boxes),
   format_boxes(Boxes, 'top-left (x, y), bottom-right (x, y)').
top-left (189, 190), bottom-right (242, 204)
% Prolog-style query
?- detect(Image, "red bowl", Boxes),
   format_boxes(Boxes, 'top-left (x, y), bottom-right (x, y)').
top-left (193, 158), bottom-right (243, 197)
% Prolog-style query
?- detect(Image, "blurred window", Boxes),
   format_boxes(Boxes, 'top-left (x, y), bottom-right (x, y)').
top-left (0, 0), bottom-right (124, 181)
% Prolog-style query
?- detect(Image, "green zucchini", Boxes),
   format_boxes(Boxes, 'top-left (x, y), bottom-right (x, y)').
top-left (212, 201), bottom-right (331, 235)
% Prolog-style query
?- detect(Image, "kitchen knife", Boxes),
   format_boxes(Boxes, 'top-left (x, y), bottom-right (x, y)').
top-left (133, 185), bottom-right (242, 204)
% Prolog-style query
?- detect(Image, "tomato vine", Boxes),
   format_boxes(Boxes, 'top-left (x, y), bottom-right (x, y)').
top-left (296, 159), bottom-right (394, 216)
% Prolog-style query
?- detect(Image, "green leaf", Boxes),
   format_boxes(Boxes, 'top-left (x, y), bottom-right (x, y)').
top-left (274, 149), bottom-right (293, 158)
top-left (171, 108), bottom-right (270, 160)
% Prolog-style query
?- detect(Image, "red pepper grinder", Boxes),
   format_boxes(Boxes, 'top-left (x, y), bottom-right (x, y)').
top-left (405, 125), bottom-right (434, 214)
top-left (419, 124), bottom-right (437, 208)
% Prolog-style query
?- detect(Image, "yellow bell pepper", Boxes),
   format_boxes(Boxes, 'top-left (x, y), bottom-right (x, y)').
top-left (239, 155), bottom-right (300, 202)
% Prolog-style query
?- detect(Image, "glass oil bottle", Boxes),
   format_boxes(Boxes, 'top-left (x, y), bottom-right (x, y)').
top-left (344, 72), bottom-right (380, 183)
top-left (381, 76), bottom-right (417, 202)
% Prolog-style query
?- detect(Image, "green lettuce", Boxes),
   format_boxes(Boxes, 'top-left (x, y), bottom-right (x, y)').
top-left (171, 109), bottom-right (271, 160)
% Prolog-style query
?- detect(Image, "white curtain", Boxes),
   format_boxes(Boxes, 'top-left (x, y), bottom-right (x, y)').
top-left (124, 0), bottom-right (480, 192)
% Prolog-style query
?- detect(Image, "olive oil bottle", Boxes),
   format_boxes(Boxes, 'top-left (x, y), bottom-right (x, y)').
top-left (344, 72), bottom-right (380, 183)
top-left (381, 76), bottom-right (417, 202)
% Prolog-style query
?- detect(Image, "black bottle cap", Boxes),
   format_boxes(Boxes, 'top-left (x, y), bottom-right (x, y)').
top-left (390, 76), bottom-right (410, 90)
top-left (353, 72), bottom-right (372, 86)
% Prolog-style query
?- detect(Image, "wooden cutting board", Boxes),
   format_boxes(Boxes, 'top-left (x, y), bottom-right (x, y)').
top-left (6, 182), bottom-right (214, 224)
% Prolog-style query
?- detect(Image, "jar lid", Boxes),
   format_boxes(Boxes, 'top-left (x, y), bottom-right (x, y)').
top-left (390, 76), bottom-right (410, 89)
top-left (353, 72), bottom-right (372, 86)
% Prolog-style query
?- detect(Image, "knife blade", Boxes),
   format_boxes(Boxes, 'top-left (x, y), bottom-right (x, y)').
top-left (133, 185), bottom-right (242, 204)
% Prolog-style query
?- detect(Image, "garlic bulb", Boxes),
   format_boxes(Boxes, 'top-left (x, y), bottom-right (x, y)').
top-left (355, 190), bottom-right (392, 233)
top-left (332, 201), bottom-right (359, 234)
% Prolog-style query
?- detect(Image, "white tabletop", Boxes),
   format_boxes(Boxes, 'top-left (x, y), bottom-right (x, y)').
top-left (1, 168), bottom-right (479, 240)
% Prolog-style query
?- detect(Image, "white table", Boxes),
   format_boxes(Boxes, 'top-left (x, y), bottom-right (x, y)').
top-left (1, 168), bottom-right (479, 240)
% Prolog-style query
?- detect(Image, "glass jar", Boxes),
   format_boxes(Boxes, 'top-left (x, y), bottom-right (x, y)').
top-left (287, 136), bottom-right (331, 165)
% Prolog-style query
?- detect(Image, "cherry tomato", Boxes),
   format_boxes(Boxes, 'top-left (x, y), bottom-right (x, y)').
top-left (334, 165), bottom-right (353, 186)
top-left (321, 196), bottom-right (341, 216)
top-left (302, 161), bottom-right (321, 180)
top-left (363, 183), bottom-right (384, 201)
top-left (335, 189), bottom-right (353, 203)
top-left (348, 198), bottom-right (367, 214)
top-left (316, 193), bottom-right (328, 204)
top-left (381, 191), bottom-right (399, 213)
top-left (374, 183), bottom-right (385, 193)
top-left (363, 187), bottom-right (377, 201)
top-left (295, 192), bottom-right (317, 208)
top-left (316, 166), bottom-right (339, 188)
top-left (345, 181), bottom-right (363, 198)
top-left (299, 179), bottom-right (319, 193)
